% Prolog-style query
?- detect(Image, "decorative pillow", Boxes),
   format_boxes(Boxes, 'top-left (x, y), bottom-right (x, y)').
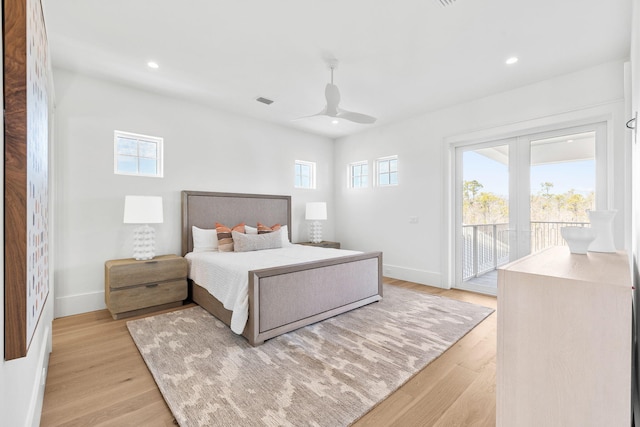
top-left (232, 229), bottom-right (283, 252)
top-left (257, 222), bottom-right (281, 234)
top-left (280, 225), bottom-right (292, 246)
top-left (215, 222), bottom-right (245, 252)
top-left (245, 225), bottom-right (258, 235)
top-left (192, 226), bottom-right (218, 252)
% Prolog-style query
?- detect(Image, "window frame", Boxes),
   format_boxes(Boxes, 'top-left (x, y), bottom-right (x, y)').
top-left (114, 130), bottom-right (164, 178)
top-left (294, 160), bottom-right (316, 189)
top-left (348, 160), bottom-right (369, 188)
top-left (376, 155), bottom-right (398, 187)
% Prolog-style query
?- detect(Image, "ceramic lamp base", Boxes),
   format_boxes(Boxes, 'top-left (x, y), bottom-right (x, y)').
top-left (309, 221), bottom-right (323, 244)
top-left (132, 224), bottom-right (156, 260)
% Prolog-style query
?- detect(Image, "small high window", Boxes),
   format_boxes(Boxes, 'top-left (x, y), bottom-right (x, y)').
top-left (295, 160), bottom-right (316, 189)
top-left (114, 130), bottom-right (163, 177)
top-left (376, 156), bottom-right (398, 186)
top-left (349, 161), bottom-right (368, 188)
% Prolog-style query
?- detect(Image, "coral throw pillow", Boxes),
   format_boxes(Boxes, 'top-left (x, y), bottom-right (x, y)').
top-left (257, 222), bottom-right (281, 234)
top-left (215, 222), bottom-right (245, 252)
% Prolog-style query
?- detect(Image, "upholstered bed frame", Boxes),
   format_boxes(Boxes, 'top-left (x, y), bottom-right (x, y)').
top-left (181, 190), bottom-right (383, 346)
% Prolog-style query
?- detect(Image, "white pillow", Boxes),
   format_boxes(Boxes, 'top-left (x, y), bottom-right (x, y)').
top-left (280, 225), bottom-right (292, 246)
top-left (245, 225), bottom-right (258, 235)
top-left (192, 226), bottom-right (218, 252)
top-left (232, 229), bottom-right (283, 252)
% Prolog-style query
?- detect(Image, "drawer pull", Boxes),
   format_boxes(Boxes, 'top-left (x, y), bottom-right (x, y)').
top-left (146, 283), bottom-right (159, 288)
top-left (145, 261), bottom-right (159, 265)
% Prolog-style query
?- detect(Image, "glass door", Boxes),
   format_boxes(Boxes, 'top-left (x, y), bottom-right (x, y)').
top-left (456, 139), bottom-right (515, 295)
top-left (454, 123), bottom-right (606, 295)
top-left (528, 130), bottom-right (598, 253)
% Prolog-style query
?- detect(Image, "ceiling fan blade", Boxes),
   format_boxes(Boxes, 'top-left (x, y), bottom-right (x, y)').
top-left (292, 107), bottom-right (327, 121)
top-left (336, 109), bottom-right (377, 124)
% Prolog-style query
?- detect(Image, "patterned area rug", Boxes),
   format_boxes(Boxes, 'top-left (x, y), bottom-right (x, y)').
top-left (127, 285), bottom-right (493, 427)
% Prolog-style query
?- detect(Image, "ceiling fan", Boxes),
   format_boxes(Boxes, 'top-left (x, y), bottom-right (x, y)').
top-left (299, 62), bottom-right (377, 124)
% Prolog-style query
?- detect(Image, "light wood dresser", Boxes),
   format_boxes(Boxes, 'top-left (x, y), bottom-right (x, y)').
top-left (105, 254), bottom-right (188, 320)
top-left (497, 246), bottom-right (631, 427)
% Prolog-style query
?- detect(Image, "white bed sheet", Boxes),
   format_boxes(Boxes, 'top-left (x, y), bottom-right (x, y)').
top-left (185, 245), bottom-right (361, 334)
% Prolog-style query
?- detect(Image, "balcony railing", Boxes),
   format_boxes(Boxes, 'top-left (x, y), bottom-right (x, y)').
top-left (462, 221), bottom-right (589, 281)
top-left (530, 220), bottom-right (589, 253)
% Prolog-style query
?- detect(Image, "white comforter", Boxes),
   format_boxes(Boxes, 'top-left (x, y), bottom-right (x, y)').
top-left (185, 245), bottom-right (360, 334)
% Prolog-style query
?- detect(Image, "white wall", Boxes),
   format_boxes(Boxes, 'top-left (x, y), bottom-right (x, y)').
top-left (334, 60), bottom-right (629, 288)
top-left (53, 68), bottom-right (335, 317)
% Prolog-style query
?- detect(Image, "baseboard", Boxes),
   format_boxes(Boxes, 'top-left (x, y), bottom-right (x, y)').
top-left (55, 290), bottom-right (106, 318)
top-left (26, 322), bottom-right (51, 427)
top-left (383, 264), bottom-right (444, 288)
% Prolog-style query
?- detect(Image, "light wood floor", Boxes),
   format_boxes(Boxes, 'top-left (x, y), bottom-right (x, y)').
top-left (40, 279), bottom-right (497, 426)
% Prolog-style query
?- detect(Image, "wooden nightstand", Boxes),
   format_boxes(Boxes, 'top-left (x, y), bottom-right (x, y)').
top-left (297, 241), bottom-right (341, 249)
top-left (105, 254), bottom-right (188, 320)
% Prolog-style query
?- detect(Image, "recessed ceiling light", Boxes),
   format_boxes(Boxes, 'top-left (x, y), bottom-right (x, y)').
top-left (505, 57), bottom-right (518, 65)
top-left (331, 120), bottom-right (339, 124)
top-left (147, 61), bottom-right (159, 69)
top-left (567, 139), bottom-right (574, 143)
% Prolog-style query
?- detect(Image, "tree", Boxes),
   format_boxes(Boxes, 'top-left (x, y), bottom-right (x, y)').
top-left (463, 180), bottom-right (483, 205)
top-left (564, 190), bottom-right (587, 222)
top-left (540, 182), bottom-right (554, 197)
top-left (476, 192), bottom-right (507, 223)
top-left (464, 179), bottom-right (593, 224)
top-left (532, 182), bottom-right (555, 221)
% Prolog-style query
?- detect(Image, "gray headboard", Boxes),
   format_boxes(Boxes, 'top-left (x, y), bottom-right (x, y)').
top-left (181, 191), bottom-right (292, 256)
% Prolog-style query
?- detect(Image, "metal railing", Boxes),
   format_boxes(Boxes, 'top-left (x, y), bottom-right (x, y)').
top-left (462, 223), bottom-right (510, 280)
top-left (462, 221), bottom-right (589, 281)
top-left (530, 220), bottom-right (589, 253)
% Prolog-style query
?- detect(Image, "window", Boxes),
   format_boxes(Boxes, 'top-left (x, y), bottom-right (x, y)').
top-left (376, 156), bottom-right (398, 186)
top-left (114, 130), bottom-right (163, 177)
top-left (295, 160), bottom-right (316, 189)
top-left (349, 161), bottom-right (368, 188)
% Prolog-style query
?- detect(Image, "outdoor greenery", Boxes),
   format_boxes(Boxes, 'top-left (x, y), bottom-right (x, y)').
top-left (463, 180), bottom-right (594, 225)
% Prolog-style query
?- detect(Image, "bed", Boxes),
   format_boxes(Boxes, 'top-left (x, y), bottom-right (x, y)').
top-left (181, 190), bottom-right (383, 346)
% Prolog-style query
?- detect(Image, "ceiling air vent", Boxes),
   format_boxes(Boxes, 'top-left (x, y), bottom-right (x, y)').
top-left (256, 97), bottom-right (274, 105)
top-left (435, 0), bottom-right (456, 6)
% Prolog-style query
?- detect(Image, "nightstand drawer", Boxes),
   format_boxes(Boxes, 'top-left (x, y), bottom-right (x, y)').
top-left (107, 280), bottom-right (187, 314)
top-left (106, 255), bottom-right (188, 289)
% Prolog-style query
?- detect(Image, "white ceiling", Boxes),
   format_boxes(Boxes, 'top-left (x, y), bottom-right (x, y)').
top-left (41, 0), bottom-right (632, 138)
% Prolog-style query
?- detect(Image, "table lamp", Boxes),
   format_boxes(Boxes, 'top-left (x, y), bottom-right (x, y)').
top-left (123, 195), bottom-right (163, 260)
top-left (305, 202), bottom-right (327, 243)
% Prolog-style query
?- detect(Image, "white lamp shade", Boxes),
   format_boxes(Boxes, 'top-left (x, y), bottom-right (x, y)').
top-left (305, 202), bottom-right (327, 221)
top-left (123, 196), bottom-right (164, 224)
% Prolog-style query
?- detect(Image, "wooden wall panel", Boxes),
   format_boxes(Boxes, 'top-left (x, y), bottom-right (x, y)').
top-left (4, 0), bottom-right (49, 360)
top-left (4, 0), bottom-right (29, 361)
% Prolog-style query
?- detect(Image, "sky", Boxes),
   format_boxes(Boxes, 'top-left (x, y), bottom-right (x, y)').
top-left (463, 151), bottom-right (595, 197)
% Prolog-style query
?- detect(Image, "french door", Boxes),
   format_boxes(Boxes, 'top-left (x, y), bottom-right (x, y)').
top-left (454, 123), bottom-right (606, 295)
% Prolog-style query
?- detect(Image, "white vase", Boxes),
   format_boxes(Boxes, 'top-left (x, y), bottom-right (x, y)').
top-left (587, 210), bottom-right (617, 253)
top-left (560, 227), bottom-right (597, 254)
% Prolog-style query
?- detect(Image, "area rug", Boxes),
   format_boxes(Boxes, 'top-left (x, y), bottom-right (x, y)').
top-left (127, 285), bottom-right (493, 427)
